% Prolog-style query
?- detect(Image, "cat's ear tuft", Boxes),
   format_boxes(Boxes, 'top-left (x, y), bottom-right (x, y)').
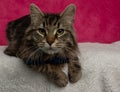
top-left (60, 4), bottom-right (76, 24)
top-left (30, 4), bottom-right (44, 27)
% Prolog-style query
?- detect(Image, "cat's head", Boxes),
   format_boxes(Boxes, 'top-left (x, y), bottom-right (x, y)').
top-left (26, 4), bottom-right (78, 55)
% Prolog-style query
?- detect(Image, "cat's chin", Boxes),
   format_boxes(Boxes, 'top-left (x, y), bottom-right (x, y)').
top-left (42, 48), bottom-right (61, 55)
top-left (46, 51), bottom-right (57, 55)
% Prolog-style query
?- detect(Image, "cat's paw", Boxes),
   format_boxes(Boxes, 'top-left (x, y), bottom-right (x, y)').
top-left (48, 71), bottom-right (68, 87)
top-left (68, 71), bottom-right (81, 83)
top-left (55, 75), bottom-right (68, 87)
top-left (68, 62), bottom-right (82, 83)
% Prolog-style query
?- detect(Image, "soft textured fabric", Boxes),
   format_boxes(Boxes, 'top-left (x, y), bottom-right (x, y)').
top-left (0, 42), bottom-right (120, 92)
top-left (0, 0), bottom-right (120, 45)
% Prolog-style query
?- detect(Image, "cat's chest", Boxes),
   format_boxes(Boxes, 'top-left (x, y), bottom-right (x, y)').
top-left (25, 55), bottom-right (69, 65)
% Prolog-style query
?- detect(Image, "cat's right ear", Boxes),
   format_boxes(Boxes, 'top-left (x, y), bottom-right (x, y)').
top-left (30, 4), bottom-right (44, 27)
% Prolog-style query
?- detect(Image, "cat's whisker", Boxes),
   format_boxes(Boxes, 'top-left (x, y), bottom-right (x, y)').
top-left (38, 42), bottom-right (45, 45)
top-left (65, 47), bottom-right (75, 53)
top-left (26, 47), bottom-right (42, 64)
top-left (37, 42), bottom-right (45, 48)
top-left (65, 47), bottom-right (77, 57)
top-left (56, 44), bottom-right (64, 48)
top-left (17, 46), bottom-right (36, 57)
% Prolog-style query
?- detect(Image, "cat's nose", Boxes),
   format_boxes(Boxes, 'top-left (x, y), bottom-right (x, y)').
top-left (47, 35), bottom-right (55, 46)
top-left (47, 40), bottom-right (54, 46)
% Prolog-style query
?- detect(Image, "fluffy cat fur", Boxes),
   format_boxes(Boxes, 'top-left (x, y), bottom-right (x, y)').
top-left (4, 4), bottom-right (82, 87)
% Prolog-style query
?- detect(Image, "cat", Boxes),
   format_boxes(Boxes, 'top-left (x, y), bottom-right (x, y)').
top-left (4, 4), bottom-right (82, 87)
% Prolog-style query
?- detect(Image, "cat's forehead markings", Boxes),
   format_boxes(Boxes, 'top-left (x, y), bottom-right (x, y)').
top-left (39, 23), bottom-right (44, 28)
top-left (59, 24), bottom-right (63, 28)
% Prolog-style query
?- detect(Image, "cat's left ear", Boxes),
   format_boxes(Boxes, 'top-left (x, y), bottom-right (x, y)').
top-left (60, 4), bottom-right (76, 24)
top-left (30, 4), bottom-right (44, 27)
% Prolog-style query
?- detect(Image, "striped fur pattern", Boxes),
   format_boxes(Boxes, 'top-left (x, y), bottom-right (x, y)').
top-left (4, 4), bottom-right (81, 87)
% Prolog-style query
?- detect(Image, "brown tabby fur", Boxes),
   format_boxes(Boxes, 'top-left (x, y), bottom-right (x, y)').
top-left (4, 4), bottom-right (82, 87)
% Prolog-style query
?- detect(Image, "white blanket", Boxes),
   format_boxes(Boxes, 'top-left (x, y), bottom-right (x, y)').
top-left (0, 42), bottom-right (120, 92)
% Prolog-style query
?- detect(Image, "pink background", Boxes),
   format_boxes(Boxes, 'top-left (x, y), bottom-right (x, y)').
top-left (0, 0), bottom-right (120, 45)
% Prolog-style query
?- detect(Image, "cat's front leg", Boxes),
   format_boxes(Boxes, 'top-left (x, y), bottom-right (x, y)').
top-left (68, 57), bottom-right (82, 83)
top-left (46, 64), bottom-right (68, 87)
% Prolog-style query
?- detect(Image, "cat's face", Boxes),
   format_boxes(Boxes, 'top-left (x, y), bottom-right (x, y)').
top-left (26, 4), bottom-right (77, 55)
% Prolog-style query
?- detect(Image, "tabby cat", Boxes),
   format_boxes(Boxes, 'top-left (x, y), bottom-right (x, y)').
top-left (4, 4), bottom-right (81, 87)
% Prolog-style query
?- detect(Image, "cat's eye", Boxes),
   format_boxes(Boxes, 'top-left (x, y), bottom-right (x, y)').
top-left (37, 28), bottom-right (46, 35)
top-left (56, 29), bottom-right (64, 36)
